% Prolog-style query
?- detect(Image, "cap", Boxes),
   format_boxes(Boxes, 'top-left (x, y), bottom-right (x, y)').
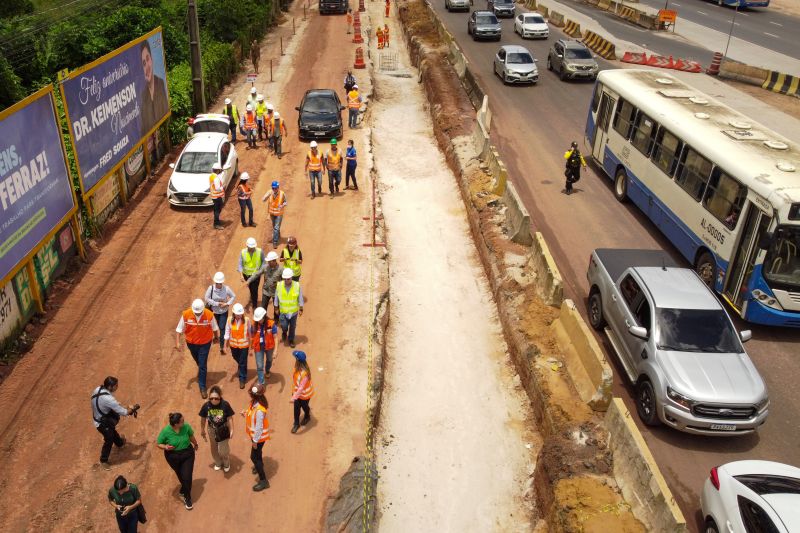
top-left (282, 268), bottom-right (294, 279)
top-left (267, 103), bottom-right (274, 110)
top-left (292, 350), bottom-right (307, 362)
top-left (287, 236), bottom-right (297, 245)
top-left (232, 303), bottom-right (245, 315)
top-left (246, 237), bottom-right (257, 248)
top-left (330, 138), bottom-right (337, 145)
top-left (266, 251), bottom-right (279, 262)
top-left (310, 141), bottom-right (318, 148)
top-left (224, 98), bottom-right (231, 105)
top-left (254, 307), bottom-right (267, 321)
top-left (246, 104), bottom-right (253, 111)
top-left (191, 299), bottom-right (205, 314)
top-left (353, 84), bottom-right (358, 88)
top-left (257, 94), bottom-right (264, 101)
top-left (239, 172), bottom-right (250, 181)
top-left (271, 180), bottom-right (279, 188)
top-left (213, 271), bottom-right (225, 284)
top-left (250, 87), bottom-right (257, 94)
top-left (212, 163), bottom-right (222, 171)
top-left (250, 383), bottom-right (265, 396)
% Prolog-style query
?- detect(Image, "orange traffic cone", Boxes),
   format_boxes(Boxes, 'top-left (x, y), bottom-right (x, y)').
top-left (354, 47), bottom-right (366, 69)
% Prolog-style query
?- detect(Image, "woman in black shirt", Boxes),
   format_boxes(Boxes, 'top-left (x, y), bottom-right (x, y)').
top-left (198, 385), bottom-right (235, 472)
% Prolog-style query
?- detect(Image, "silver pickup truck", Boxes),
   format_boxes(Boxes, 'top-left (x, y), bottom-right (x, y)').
top-left (587, 249), bottom-right (769, 436)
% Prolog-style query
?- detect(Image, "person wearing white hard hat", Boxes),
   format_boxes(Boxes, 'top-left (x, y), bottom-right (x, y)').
top-left (204, 272), bottom-right (236, 354)
top-left (237, 172), bottom-right (255, 227)
top-left (238, 237), bottom-right (264, 309)
top-left (250, 307), bottom-right (278, 384)
top-left (223, 98), bottom-right (239, 142)
top-left (241, 104), bottom-right (258, 149)
top-left (247, 250), bottom-right (283, 318)
top-left (305, 141), bottom-right (325, 199)
top-left (225, 303), bottom-right (252, 389)
top-left (255, 94), bottom-right (267, 142)
top-left (209, 163), bottom-right (225, 230)
top-left (176, 298), bottom-right (220, 399)
top-left (265, 103), bottom-right (275, 151)
top-left (268, 111), bottom-right (287, 158)
top-left (247, 86), bottom-right (258, 110)
top-left (274, 268), bottom-right (304, 348)
top-left (347, 83), bottom-right (362, 128)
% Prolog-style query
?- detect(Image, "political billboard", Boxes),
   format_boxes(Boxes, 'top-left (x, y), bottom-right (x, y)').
top-left (62, 27), bottom-right (169, 196)
top-left (0, 86), bottom-right (77, 283)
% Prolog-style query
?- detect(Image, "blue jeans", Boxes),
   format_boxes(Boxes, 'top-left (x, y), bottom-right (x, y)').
top-left (239, 198), bottom-right (254, 225)
top-left (309, 171), bottom-right (322, 195)
top-left (230, 347), bottom-right (248, 384)
top-left (187, 342), bottom-right (211, 391)
top-left (229, 122), bottom-right (237, 142)
top-left (214, 312), bottom-right (228, 350)
top-left (348, 108), bottom-right (358, 128)
top-left (279, 313), bottom-right (298, 344)
top-left (346, 162), bottom-right (357, 188)
top-left (328, 169), bottom-right (341, 194)
top-left (246, 128), bottom-right (256, 147)
top-left (270, 214), bottom-right (283, 246)
top-left (254, 348), bottom-right (275, 384)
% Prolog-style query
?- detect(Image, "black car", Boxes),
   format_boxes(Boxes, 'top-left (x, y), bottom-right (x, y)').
top-left (295, 89), bottom-right (345, 140)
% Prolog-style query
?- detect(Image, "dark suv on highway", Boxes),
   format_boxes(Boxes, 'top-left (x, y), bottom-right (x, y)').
top-left (468, 11), bottom-right (501, 41)
top-left (489, 0), bottom-right (515, 18)
top-left (296, 89), bottom-right (345, 140)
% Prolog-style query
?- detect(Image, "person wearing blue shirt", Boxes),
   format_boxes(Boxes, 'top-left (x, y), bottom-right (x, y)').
top-left (345, 139), bottom-right (358, 191)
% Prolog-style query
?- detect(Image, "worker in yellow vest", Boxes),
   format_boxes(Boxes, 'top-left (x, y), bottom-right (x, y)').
top-left (281, 236), bottom-right (303, 281)
top-left (261, 180), bottom-right (287, 248)
top-left (176, 298), bottom-right (220, 398)
top-left (347, 84), bottom-right (362, 129)
top-left (255, 94), bottom-right (268, 142)
top-left (274, 268), bottom-right (304, 348)
top-left (241, 104), bottom-right (258, 149)
top-left (305, 141), bottom-right (325, 199)
top-left (242, 383), bottom-right (270, 491)
top-left (225, 303), bottom-right (251, 389)
top-left (238, 237), bottom-right (264, 308)
top-left (224, 98), bottom-right (239, 142)
top-left (290, 350), bottom-right (315, 434)
top-left (324, 138), bottom-right (343, 197)
top-left (209, 163), bottom-right (225, 230)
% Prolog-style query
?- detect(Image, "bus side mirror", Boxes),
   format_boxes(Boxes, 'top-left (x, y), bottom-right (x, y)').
top-left (757, 232), bottom-right (774, 250)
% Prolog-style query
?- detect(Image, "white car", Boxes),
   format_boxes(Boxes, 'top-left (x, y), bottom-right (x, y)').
top-left (167, 114), bottom-right (238, 207)
top-left (514, 12), bottom-right (549, 39)
top-left (701, 460), bottom-right (800, 533)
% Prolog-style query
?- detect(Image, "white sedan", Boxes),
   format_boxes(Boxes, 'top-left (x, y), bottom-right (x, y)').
top-left (167, 114), bottom-right (238, 207)
top-left (514, 12), bottom-right (549, 39)
top-left (701, 460), bottom-right (800, 532)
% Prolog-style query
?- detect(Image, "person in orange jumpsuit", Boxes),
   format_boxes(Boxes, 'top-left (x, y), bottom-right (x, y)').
top-left (376, 26), bottom-right (384, 49)
top-left (383, 24), bottom-right (390, 47)
top-left (385, 0), bottom-right (390, 17)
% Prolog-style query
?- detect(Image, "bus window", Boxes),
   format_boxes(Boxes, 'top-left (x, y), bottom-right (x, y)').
top-left (651, 127), bottom-right (681, 177)
top-left (613, 99), bottom-right (636, 140)
top-left (631, 112), bottom-right (657, 157)
top-left (703, 170), bottom-right (747, 229)
top-left (591, 83), bottom-right (603, 113)
top-left (675, 147), bottom-right (712, 202)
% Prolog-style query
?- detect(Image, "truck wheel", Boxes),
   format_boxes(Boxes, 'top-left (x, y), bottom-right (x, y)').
top-left (614, 168), bottom-right (628, 202)
top-left (695, 251), bottom-right (716, 288)
top-left (588, 291), bottom-right (606, 331)
top-left (636, 379), bottom-right (661, 427)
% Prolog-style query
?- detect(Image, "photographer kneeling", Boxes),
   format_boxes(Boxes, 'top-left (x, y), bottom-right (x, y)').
top-left (91, 376), bottom-right (138, 470)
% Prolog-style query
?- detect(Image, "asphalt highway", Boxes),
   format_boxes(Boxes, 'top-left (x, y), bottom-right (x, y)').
top-left (427, 2), bottom-right (800, 530)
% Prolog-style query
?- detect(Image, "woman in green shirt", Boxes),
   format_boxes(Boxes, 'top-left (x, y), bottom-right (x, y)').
top-left (157, 412), bottom-right (199, 510)
top-left (108, 475), bottom-right (142, 532)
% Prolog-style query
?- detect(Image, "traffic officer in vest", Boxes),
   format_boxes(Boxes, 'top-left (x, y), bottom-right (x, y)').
top-left (251, 306), bottom-right (278, 383)
top-left (324, 139), bottom-right (343, 197)
top-left (241, 104), bottom-right (258, 149)
top-left (176, 298), bottom-right (220, 399)
top-left (247, 250), bottom-right (283, 317)
top-left (91, 376), bottom-right (136, 469)
top-left (225, 303), bottom-right (251, 389)
top-left (224, 98), bottom-right (239, 142)
top-left (347, 84), bottom-right (362, 129)
top-left (274, 268), bottom-right (304, 348)
top-left (242, 383), bottom-right (270, 491)
top-left (261, 180), bottom-right (287, 248)
top-left (281, 236), bottom-right (303, 281)
top-left (305, 141), bottom-right (324, 199)
top-left (563, 141), bottom-right (587, 196)
top-left (238, 237), bottom-right (264, 308)
top-left (209, 163), bottom-right (225, 230)
top-left (237, 172), bottom-right (255, 227)
top-left (268, 111), bottom-right (287, 158)
top-left (255, 94), bottom-right (267, 142)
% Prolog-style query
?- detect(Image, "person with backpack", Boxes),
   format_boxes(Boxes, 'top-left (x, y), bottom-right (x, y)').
top-left (91, 376), bottom-right (136, 470)
top-left (564, 141), bottom-right (587, 195)
top-left (204, 272), bottom-right (236, 355)
top-left (108, 475), bottom-right (144, 532)
top-left (198, 385), bottom-right (235, 472)
top-left (344, 70), bottom-right (356, 95)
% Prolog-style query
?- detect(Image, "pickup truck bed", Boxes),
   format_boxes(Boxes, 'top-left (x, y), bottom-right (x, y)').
top-left (592, 248), bottom-right (678, 285)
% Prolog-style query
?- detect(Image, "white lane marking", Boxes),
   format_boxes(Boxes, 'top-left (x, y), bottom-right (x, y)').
top-left (672, 2), bottom-right (681, 5)
top-left (770, 21), bottom-right (783, 27)
top-left (697, 10), bottom-right (707, 15)
top-left (764, 32), bottom-right (779, 38)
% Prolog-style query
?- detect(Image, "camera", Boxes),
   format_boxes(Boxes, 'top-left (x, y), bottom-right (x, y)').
top-left (130, 404), bottom-right (141, 418)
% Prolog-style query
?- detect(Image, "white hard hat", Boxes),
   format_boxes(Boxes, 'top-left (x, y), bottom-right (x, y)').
top-left (224, 98), bottom-right (231, 105)
top-left (282, 268), bottom-right (294, 279)
top-left (213, 271), bottom-right (225, 284)
top-left (246, 104), bottom-right (253, 111)
top-left (253, 307), bottom-right (267, 321)
top-left (250, 87), bottom-right (257, 94)
top-left (257, 94), bottom-right (264, 101)
top-left (232, 303), bottom-right (245, 315)
top-left (274, 111), bottom-right (280, 119)
top-left (266, 251), bottom-right (279, 262)
top-left (239, 172), bottom-right (250, 181)
top-left (246, 237), bottom-right (257, 248)
top-left (352, 84), bottom-right (358, 89)
top-left (191, 299), bottom-right (205, 314)
top-left (267, 103), bottom-right (274, 110)
top-left (310, 141), bottom-right (318, 148)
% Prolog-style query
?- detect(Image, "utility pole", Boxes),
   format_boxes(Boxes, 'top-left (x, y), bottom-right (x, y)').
top-left (187, 0), bottom-right (206, 115)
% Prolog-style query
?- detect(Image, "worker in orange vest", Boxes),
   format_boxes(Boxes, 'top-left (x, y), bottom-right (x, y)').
top-left (209, 164), bottom-right (225, 230)
top-left (237, 172), bottom-right (255, 228)
top-left (376, 26), bottom-right (384, 49)
top-left (225, 303), bottom-right (251, 389)
top-left (250, 307), bottom-right (277, 383)
top-left (305, 141), bottom-right (325, 199)
top-left (290, 350), bottom-right (315, 434)
top-left (176, 299), bottom-right (220, 399)
top-left (385, 0), bottom-right (390, 17)
top-left (243, 383), bottom-right (270, 491)
top-left (241, 104), bottom-right (258, 149)
top-left (383, 24), bottom-right (390, 47)
top-left (347, 84), bottom-right (362, 129)
top-left (324, 138), bottom-right (343, 197)
top-left (261, 180), bottom-right (287, 248)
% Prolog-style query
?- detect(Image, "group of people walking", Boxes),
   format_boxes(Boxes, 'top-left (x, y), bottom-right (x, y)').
top-left (222, 89), bottom-right (287, 153)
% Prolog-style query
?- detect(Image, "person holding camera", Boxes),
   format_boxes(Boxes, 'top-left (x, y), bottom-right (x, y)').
top-left (198, 386), bottom-right (234, 472)
top-left (91, 376), bottom-right (137, 470)
top-left (157, 412), bottom-right (199, 510)
top-left (108, 475), bottom-right (144, 532)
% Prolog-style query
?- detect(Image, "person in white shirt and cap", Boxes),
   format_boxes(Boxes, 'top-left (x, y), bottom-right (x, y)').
top-left (247, 250), bottom-right (283, 317)
top-left (204, 272), bottom-right (236, 354)
top-left (274, 268), bottom-right (304, 348)
top-left (247, 87), bottom-right (258, 112)
top-left (238, 237), bottom-right (264, 308)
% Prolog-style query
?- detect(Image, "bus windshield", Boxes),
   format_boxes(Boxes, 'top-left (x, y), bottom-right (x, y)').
top-left (763, 226), bottom-right (800, 290)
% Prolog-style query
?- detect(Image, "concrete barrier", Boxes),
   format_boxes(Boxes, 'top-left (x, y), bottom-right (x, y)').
top-left (531, 233), bottom-right (564, 306)
top-left (598, 0), bottom-right (611, 9)
top-left (563, 19), bottom-right (582, 37)
top-left (719, 60), bottom-right (769, 88)
top-left (550, 299), bottom-right (612, 410)
top-left (605, 399), bottom-right (688, 533)
top-left (487, 146), bottom-right (509, 195)
top-left (637, 12), bottom-right (658, 30)
top-left (502, 181), bottom-right (533, 246)
top-left (583, 30), bottom-right (616, 60)
top-left (763, 71), bottom-right (800, 97)
top-left (462, 66), bottom-right (486, 111)
top-left (448, 40), bottom-right (467, 78)
top-left (548, 10), bottom-right (565, 27)
top-left (539, 5), bottom-right (549, 17)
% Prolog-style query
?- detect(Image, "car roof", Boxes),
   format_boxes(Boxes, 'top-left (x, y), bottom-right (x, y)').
top-left (522, 12), bottom-right (545, 18)
top-left (194, 113), bottom-right (229, 123)
top-left (500, 45), bottom-right (530, 54)
top-left (184, 133), bottom-right (225, 153)
top-left (721, 461), bottom-right (800, 479)
top-left (305, 89), bottom-right (337, 98)
top-left (473, 10), bottom-right (494, 15)
top-left (633, 267), bottom-right (720, 310)
top-left (762, 494), bottom-right (800, 531)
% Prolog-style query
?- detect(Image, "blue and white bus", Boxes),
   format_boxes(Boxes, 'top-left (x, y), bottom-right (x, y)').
top-left (585, 69), bottom-right (800, 327)
top-left (714, 0), bottom-right (769, 8)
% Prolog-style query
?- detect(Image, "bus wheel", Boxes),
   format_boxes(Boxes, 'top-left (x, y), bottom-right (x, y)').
top-left (695, 251), bottom-right (716, 288)
top-left (614, 169), bottom-right (628, 202)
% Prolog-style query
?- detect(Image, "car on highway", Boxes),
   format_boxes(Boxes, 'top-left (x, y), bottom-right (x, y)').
top-left (295, 89), bottom-right (345, 141)
top-left (445, 0), bottom-right (469, 12)
top-left (701, 460), bottom-right (800, 533)
top-left (319, 0), bottom-right (347, 14)
top-left (587, 248), bottom-right (769, 436)
top-left (488, 0), bottom-right (515, 18)
top-left (547, 39), bottom-right (599, 81)
top-left (514, 12), bottom-right (549, 39)
top-left (467, 11), bottom-right (501, 41)
top-left (167, 115), bottom-right (238, 206)
top-left (493, 45), bottom-right (538, 85)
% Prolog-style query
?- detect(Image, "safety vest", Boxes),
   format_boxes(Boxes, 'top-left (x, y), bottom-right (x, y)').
top-left (251, 319), bottom-right (275, 351)
top-left (255, 102), bottom-right (267, 118)
top-left (245, 401), bottom-right (270, 443)
top-left (376, 27), bottom-right (384, 39)
top-left (237, 182), bottom-right (252, 201)
top-left (347, 91), bottom-right (361, 110)
top-left (225, 104), bottom-right (239, 124)
top-left (227, 316), bottom-right (250, 348)
top-left (182, 308), bottom-right (214, 345)
top-left (271, 118), bottom-right (284, 136)
top-left (244, 111), bottom-right (257, 129)
top-left (307, 151), bottom-right (322, 171)
top-left (241, 248), bottom-right (263, 276)
top-left (209, 174), bottom-right (225, 199)
top-left (276, 281), bottom-right (300, 314)
top-left (282, 247), bottom-right (302, 277)
top-left (268, 190), bottom-right (286, 216)
top-left (326, 150), bottom-right (343, 171)
top-left (293, 369), bottom-right (314, 400)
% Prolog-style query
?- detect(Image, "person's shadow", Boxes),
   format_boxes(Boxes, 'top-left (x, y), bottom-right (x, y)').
top-left (116, 440), bottom-right (147, 465)
top-left (266, 371), bottom-right (287, 393)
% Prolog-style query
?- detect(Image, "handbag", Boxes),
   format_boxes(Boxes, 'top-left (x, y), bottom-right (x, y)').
top-left (137, 503), bottom-right (147, 524)
top-left (214, 423), bottom-right (231, 442)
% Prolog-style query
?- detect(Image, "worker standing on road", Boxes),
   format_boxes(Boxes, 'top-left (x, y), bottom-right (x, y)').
top-left (563, 141), bottom-right (587, 196)
top-left (384, 24), bottom-right (390, 47)
top-left (268, 111), bottom-right (287, 158)
top-left (251, 307), bottom-right (278, 383)
top-left (210, 164), bottom-right (225, 230)
top-left (204, 272), bottom-right (235, 354)
top-left (306, 141), bottom-right (324, 199)
top-left (247, 87), bottom-right (259, 111)
top-left (385, 0), bottom-right (390, 17)
top-left (238, 237), bottom-right (264, 309)
top-left (347, 85), bottom-right (362, 129)
top-left (108, 475), bottom-right (143, 532)
top-left (242, 104), bottom-right (258, 149)
top-left (290, 350), bottom-right (314, 434)
top-left (91, 376), bottom-right (135, 470)
top-left (243, 383), bottom-right (271, 491)
top-left (255, 95), bottom-right (267, 142)
top-left (346, 9), bottom-right (353, 34)
top-left (261, 181), bottom-right (287, 248)
top-left (225, 303), bottom-right (251, 389)
top-left (345, 139), bottom-right (358, 190)
top-left (324, 138), bottom-right (343, 197)
top-left (176, 299), bottom-right (219, 399)
top-left (237, 172), bottom-right (255, 228)
top-left (156, 412), bottom-right (199, 510)
top-left (198, 385), bottom-right (234, 473)
top-left (376, 25), bottom-right (384, 49)
top-left (275, 268), bottom-right (304, 348)
top-left (251, 39), bottom-right (260, 74)
top-left (248, 251), bottom-right (283, 316)
top-left (344, 70), bottom-right (356, 96)
top-left (265, 103), bottom-right (275, 151)
top-left (281, 236), bottom-right (303, 281)
top-left (224, 98), bottom-right (239, 143)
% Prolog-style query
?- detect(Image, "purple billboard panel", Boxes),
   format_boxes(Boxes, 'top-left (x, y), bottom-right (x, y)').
top-left (0, 87), bottom-right (77, 282)
top-left (62, 28), bottom-right (169, 195)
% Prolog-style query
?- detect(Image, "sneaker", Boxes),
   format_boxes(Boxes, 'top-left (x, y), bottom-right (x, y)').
top-left (265, 371), bottom-right (271, 379)
top-left (291, 424), bottom-right (300, 434)
top-left (290, 341), bottom-right (296, 348)
top-left (253, 480), bottom-right (269, 491)
top-left (184, 496), bottom-right (193, 510)
top-left (223, 465), bottom-right (231, 473)
top-left (239, 381), bottom-right (246, 389)
top-left (214, 464), bottom-right (222, 471)
top-left (200, 388), bottom-right (208, 399)
top-left (311, 191), bottom-right (315, 199)
top-left (214, 225), bottom-right (224, 230)
top-left (249, 222), bottom-right (257, 227)
top-left (100, 461), bottom-right (111, 471)
top-left (241, 222), bottom-right (247, 227)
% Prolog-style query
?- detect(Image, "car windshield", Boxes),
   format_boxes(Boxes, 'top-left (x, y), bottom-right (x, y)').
top-left (507, 52), bottom-right (534, 64)
top-left (477, 15), bottom-right (498, 24)
top-left (303, 96), bottom-right (338, 114)
top-left (192, 121), bottom-right (229, 135)
top-left (524, 15), bottom-right (544, 23)
top-left (763, 226), bottom-right (800, 291)
top-left (494, 0), bottom-right (513, 4)
top-left (656, 308), bottom-right (743, 353)
top-left (565, 48), bottom-right (593, 60)
top-left (176, 151), bottom-right (217, 174)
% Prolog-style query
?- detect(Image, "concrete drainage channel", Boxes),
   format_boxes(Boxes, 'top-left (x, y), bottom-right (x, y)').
top-left (399, 0), bottom-right (687, 531)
